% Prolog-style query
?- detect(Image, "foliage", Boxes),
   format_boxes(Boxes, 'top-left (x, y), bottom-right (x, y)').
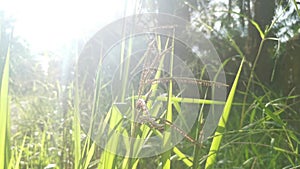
top-left (1, 0), bottom-right (300, 169)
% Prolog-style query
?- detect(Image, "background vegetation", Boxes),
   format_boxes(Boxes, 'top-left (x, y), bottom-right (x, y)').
top-left (1, 0), bottom-right (300, 168)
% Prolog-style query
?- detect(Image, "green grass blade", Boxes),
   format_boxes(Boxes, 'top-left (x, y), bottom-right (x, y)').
top-left (205, 58), bottom-right (245, 169)
top-left (98, 106), bottom-right (123, 169)
top-left (0, 45), bottom-right (11, 169)
top-left (11, 135), bottom-right (27, 169)
top-left (73, 68), bottom-right (82, 169)
top-left (173, 147), bottom-right (193, 167)
top-left (248, 19), bottom-right (265, 39)
top-left (83, 142), bottom-right (96, 169)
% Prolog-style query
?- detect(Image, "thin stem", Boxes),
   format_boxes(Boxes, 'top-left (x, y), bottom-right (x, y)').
top-left (240, 38), bottom-right (265, 128)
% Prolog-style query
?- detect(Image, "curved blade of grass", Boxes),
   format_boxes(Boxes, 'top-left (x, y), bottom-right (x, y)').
top-left (0, 45), bottom-right (10, 169)
top-left (173, 147), bottom-right (193, 167)
top-left (205, 58), bottom-right (244, 169)
top-left (219, 10), bottom-right (265, 39)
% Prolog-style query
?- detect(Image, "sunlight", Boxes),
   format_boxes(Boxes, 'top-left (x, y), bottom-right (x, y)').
top-left (1, 0), bottom-right (135, 51)
top-left (1, 0), bottom-right (136, 72)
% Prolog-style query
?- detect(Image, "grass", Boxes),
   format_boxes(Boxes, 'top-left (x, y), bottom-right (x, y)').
top-left (2, 4), bottom-right (300, 169)
top-left (4, 40), bottom-right (300, 169)
top-left (0, 36), bottom-right (11, 169)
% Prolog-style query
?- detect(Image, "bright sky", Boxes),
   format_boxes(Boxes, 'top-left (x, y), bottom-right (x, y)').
top-left (1, 0), bottom-right (136, 52)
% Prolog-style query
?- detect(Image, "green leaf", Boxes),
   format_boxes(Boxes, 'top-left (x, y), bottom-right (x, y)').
top-left (0, 44), bottom-right (10, 169)
top-left (205, 58), bottom-right (244, 169)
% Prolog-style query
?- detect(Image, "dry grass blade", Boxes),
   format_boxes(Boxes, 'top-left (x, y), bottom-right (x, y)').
top-left (147, 77), bottom-right (229, 88)
top-left (137, 42), bottom-right (173, 98)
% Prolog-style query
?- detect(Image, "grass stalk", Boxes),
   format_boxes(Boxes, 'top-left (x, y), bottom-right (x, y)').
top-left (205, 57), bottom-right (244, 169)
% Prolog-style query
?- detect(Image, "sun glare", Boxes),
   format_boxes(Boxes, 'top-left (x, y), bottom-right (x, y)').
top-left (1, 0), bottom-right (135, 51)
top-left (1, 0), bottom-right (136, 71)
